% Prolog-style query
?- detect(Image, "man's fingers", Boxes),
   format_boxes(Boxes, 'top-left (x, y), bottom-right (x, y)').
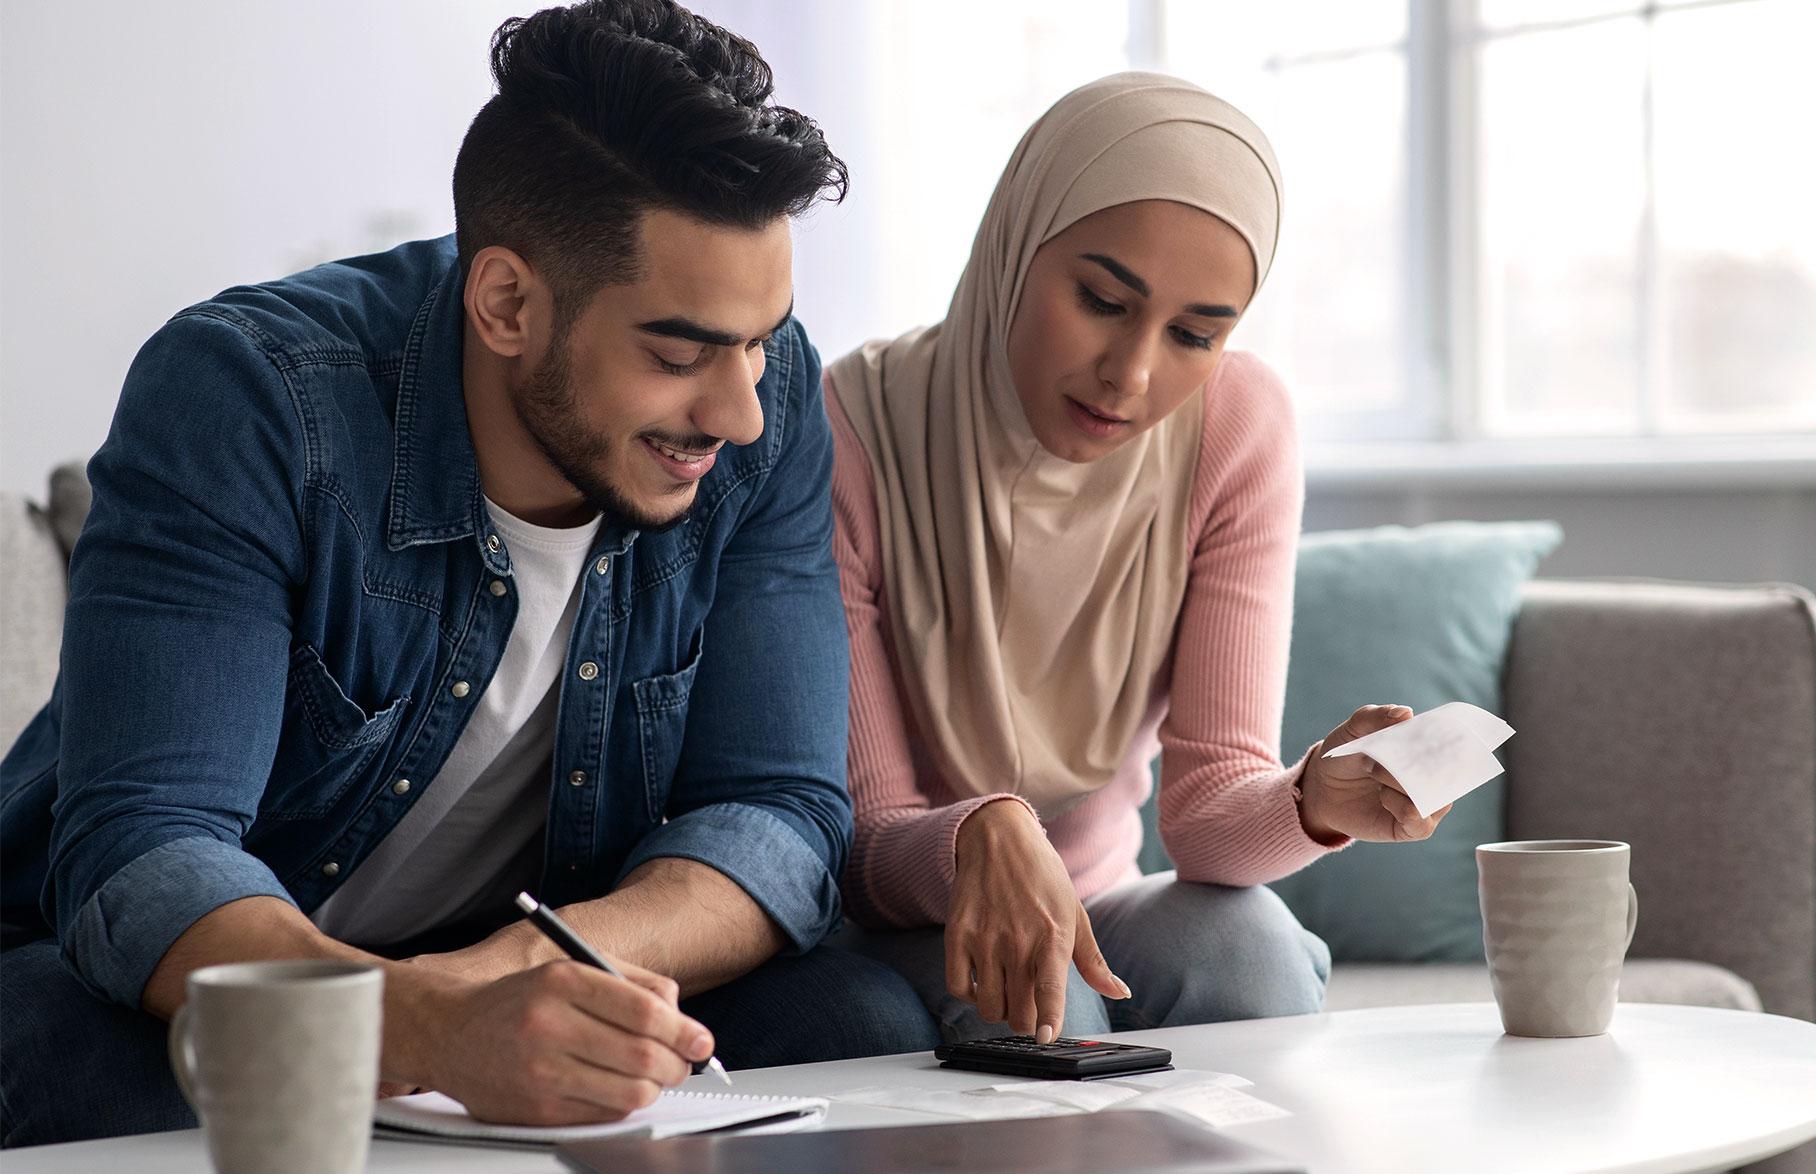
top-left (614, 956), bottom-right (682, 1006)
top-left (515, 1070), bottom-right (665, 1125)
top-left (544, 961), bottom-right (712, 1064)
top-left (1071, 905), bottom-right (1129, 1001)
top-left (558, 1012), bottom-right (694, 1089)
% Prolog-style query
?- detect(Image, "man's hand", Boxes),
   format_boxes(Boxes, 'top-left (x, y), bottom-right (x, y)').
top-left (424, 957), bottom-right (713, 1125)
top-left (1299, 704), bottom-right (1453, 844)
top-left (946, 799), bottom-right (1129, 1044)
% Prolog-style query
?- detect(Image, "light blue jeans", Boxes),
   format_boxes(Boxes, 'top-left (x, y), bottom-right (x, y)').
top-left (834, 870), bottom-right (1332, 1040)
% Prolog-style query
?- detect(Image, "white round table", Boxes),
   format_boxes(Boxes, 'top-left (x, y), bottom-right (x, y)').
top-left (739, 1002), bottom-right (1816, 1174)
top-left (9, 1002), bottom-right (1815, 1172)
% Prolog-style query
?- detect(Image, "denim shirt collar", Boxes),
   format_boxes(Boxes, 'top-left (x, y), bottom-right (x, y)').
top-left (381, 256), bottom-right (637, 573)
top-left (385, 259), bottom-right (492, 561)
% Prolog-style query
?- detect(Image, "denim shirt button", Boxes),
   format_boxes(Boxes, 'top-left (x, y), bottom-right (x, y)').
top-left (594, 556), bottom-right (610, 575)
top-left (451, 680), bottom-right (471, 698)
top-left (321, 861), bottom-right (340, 878)
top-left (485, 534), bottom-right (501, 553)
top-left (577, 661), bottom-right (599, 681)
top-left (568, 770), bottom-right (587, 787)
top-left (391, 779), bottom-right (412, 796)
top-left (488, 579), bottom-right (507, 597)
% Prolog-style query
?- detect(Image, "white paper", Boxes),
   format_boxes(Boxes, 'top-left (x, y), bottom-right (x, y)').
top-left (830, 1086), bottom-right (1061, 1120)
top-left (1113, 1083), bottom-right (1294, 1128)
top-left (833, 1069), bottom-right (1268, 1126)
top-left (1321, 701), bottom-right (1515, 817)
top-left (372, 1088), bottom-right (827, 1143)
top-left (977, 1081), bottom-right (1144, 1112)
top-left (1101, 1067), bottom-right (1253, 1092)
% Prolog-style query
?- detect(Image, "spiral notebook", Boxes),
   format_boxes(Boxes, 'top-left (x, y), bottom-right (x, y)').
top-left (373, 1088), bottom-right (827, 1147)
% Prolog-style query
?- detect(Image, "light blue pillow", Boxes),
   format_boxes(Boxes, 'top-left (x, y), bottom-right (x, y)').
top-left (1265, 520), bottom-right (1562, 962)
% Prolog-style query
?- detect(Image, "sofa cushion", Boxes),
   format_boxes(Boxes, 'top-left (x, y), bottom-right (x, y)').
top-left (1321, 959), bottom-right (1763, 1014)
top-left (1503, 579), bottom-right (1816, 1021)
top-left (1265, 521), bottom-right (1562, 963)
top-left (0, 490), bottom-right (69, 751)
top-left (47, 460), bottom-right (91, 559)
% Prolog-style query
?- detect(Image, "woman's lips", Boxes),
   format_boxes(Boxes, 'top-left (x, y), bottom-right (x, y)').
top-left (1064, 396), bottom-right (1131, 439)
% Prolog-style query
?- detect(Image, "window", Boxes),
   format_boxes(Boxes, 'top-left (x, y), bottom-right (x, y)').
top-left (1157, 0), bottom-right (1816, 441)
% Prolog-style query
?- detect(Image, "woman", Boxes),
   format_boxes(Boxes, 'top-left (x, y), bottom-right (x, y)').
top-left (825, 73), bottom-right (1451, 1043)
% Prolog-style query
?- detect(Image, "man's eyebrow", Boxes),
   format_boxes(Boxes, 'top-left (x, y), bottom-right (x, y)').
top-left (1081, 254), bottom-right (1239, 319)
top-left (635, 300), bottom-right (795, 348)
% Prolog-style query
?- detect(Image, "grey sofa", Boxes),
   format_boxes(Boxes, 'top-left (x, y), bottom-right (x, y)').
top-left (5, 465), bottom-right (1814, 1167)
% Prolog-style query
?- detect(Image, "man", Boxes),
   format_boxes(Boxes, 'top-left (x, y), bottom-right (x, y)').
top-left (0, 0), bottom-right (938, 1147)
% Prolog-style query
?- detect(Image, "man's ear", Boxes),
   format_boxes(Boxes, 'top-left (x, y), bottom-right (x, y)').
top-left (464, 245), bottom-right (547, 359)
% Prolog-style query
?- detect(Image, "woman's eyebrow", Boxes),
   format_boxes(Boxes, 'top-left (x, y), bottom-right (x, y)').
top-left (1080, 253), bottom-right (1238, 318)
top-left (1081, 252), bottom-right (1149, 297)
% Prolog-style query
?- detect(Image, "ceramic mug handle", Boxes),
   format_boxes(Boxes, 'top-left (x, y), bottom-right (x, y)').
top-left (1624, 882), bottom-right (1640, 952)
top-left (167, 1003), bottom-right (201, 1110)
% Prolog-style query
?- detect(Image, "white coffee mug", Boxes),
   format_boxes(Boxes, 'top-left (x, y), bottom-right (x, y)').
top-left (1477, 840), bottom-right (1639, 1038)
top-left (168, 960), bottom-right (383, 1174)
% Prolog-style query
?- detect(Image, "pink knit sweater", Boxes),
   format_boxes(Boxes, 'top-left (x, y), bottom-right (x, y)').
top-left (828, 350), bottom-right (1350, 930)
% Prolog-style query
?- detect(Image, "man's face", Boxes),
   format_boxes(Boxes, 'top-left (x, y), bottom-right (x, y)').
top-left (513, 208), bottom-right (794, 530)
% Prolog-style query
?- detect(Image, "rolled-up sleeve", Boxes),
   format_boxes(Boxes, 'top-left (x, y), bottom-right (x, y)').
top-left (617, 802), bottom-right (840, 954)
top-left (46, 311), bottom-right (306, 1006)
top-left (633, 320), bottom-right (852, 953)
top-left (61, 838), bottom-right (296, 1005)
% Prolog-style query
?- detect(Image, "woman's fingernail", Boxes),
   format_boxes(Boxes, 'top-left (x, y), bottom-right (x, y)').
top-left (690, 1032), bottom-right (713, 1059)
top-left (1114, 976), bottom-right (1132, 999)
top-left (1036, 1024), bottom-right (1055, 1044)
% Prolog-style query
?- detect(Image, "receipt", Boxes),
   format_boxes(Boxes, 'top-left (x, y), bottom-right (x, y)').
top-left (1321, 701), bottom-right (1514, 817)
top-left (1114, 1083), bottom-right (1294, 1127)
top-left (834, 1069), bottom-right (1277, 1126)
top-left (832, 1086), bottom-right (1059, 1120)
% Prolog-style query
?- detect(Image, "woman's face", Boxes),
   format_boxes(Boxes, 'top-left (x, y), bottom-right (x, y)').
top-left (1006, 199), bottom-right (1257, 463)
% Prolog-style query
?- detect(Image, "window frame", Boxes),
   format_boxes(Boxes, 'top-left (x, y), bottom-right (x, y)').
top-left (1141, 0), bottom-right (1816, 459)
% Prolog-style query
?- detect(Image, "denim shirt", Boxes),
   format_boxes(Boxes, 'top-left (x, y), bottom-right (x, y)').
top-left (0, 236), bottom-right (852, 1007)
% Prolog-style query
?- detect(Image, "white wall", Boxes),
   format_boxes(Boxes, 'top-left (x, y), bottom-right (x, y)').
top-left (0, 0), bottom-right (893, 497)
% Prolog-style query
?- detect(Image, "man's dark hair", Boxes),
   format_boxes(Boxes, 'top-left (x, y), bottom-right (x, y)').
top-left (452, 0), bottom-right (846, 320)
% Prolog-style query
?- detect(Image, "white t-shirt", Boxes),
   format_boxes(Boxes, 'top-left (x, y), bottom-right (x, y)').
top-left (311, 498), bottom-right (602, 947)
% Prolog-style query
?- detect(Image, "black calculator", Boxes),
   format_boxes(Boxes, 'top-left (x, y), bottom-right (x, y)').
top-left (934, 1035), bottom-right (1174, 1080)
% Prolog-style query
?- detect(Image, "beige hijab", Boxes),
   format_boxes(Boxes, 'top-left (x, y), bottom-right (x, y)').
top-left (829, 72), bottom-right (1283, 816)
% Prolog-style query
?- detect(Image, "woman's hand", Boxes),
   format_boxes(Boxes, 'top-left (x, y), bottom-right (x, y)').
top-left (947, 799), bottom-right (1130, 1043)
top-left (1298, 704), bottom-right (1453, 843)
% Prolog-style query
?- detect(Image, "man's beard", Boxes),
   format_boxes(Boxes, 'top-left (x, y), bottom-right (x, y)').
top-left (510, 333), bottom-right (706, 534)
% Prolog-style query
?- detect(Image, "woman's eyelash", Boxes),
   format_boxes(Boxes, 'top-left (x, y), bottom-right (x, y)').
top-left (1075, 283), bottom-right (1122, 316)
top-left (1077, 282), bottom-right (1218, 351)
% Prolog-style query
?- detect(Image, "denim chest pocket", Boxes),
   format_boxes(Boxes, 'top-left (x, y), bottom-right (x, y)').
top-left (632, 631), bottom-right (704, 823)
top-left (264, 643), bottom-right (408, 819)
